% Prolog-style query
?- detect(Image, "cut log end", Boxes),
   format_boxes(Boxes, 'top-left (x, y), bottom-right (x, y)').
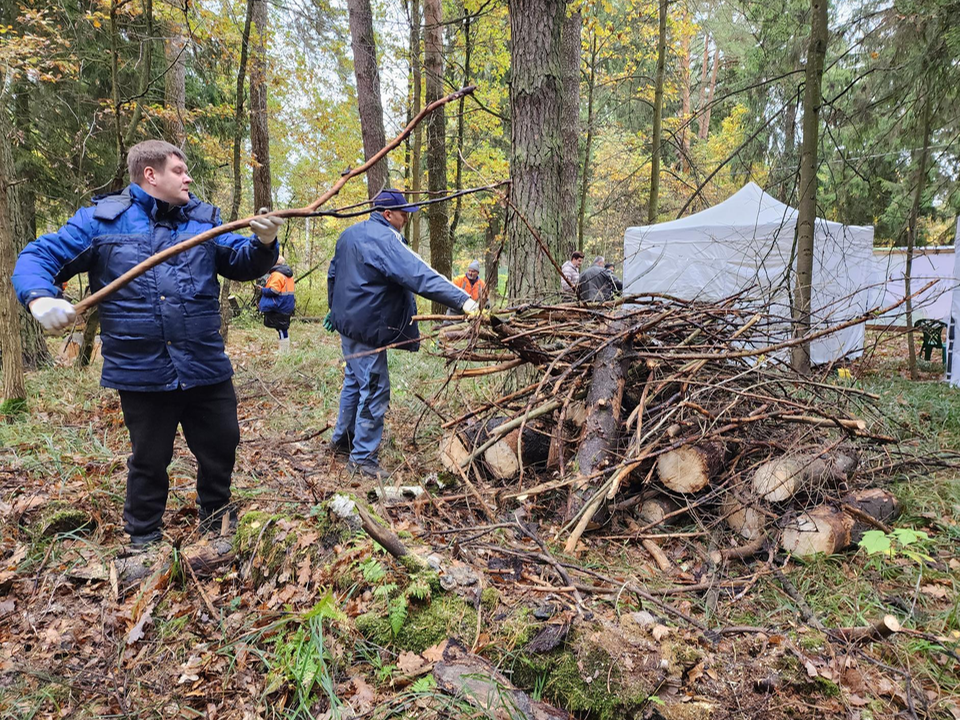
top-left (439, 433), bottom-right (469, 474)
top-left (484, 440), bottom-right (520, 480)
top-left (657, 442), bottom-right (724, 494)
top-left (781, 506), bottom-right (853, 557)
top-left (723, 497), bottom-right (766, 541)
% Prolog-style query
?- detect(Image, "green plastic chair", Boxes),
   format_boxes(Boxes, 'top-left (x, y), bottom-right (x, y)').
top-left (915, 319), bottom-right (947, 363)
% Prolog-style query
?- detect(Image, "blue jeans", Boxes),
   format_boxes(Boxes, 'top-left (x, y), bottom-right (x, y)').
top-left (332, 335), bottom-right (390, 464)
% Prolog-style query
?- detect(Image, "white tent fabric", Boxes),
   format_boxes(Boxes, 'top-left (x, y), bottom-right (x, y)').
top-left (623, 182), bottom-right (875, 365)
top-left (946, 220), bottom-right (960, 385)
top-left (869, 247), bottom-right (956, 324)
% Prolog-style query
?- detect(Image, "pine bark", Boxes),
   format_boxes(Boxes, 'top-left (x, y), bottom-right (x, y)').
top-left (577, 33), bottom-right (597, 252)
top-left (409, 0), bottom-right (424, 252)
top-left (483, 208), bottom-right (502, 302)
top-left (424, 0), bottom-right (451, 313)
top-left (559, 9), bottom-right (581, 260)
top-left (647, 0), bottom-right (667, 222)
top-left (163, 23), bottom-right (187, 148)
top-left (506, 0), bottom-right (565, 299)
top-left (249, 0), bottom-right (273, 211)
top-left (449, 16), bottom-right (472, 241)
top-left (697, 45), bottom-right (720, 140)
top-left (904, 95), bottom-right (932, 381)
top-left (678, 9), bottom-right (692, 174)
top-left (790, 0), bottom-right (828, 375)
top-left (347, 0), bottom-right (389, 198)
top-left (0, 101), bottom-right (26, 412)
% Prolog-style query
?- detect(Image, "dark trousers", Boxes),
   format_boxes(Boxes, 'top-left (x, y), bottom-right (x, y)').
top-left (118, 380), bottom-right (240, 536)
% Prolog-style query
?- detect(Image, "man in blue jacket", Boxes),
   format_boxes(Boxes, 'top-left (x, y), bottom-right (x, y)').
top-left (326, 189), bottom-right (478, 479)
top-left (12, 140), bottom-right (284, 545)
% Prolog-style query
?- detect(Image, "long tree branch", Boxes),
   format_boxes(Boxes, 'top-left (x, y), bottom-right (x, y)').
top-left (74, 86), bottom-right (476, 315)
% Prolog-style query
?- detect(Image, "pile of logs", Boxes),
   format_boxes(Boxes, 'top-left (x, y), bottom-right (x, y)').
top-left (431, 295), bottom-right (902, 558)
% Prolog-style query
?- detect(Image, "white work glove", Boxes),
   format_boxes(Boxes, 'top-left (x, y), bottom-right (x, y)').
top-left (462, 298), bottom-right (480, 316)
top-left (30, 297), bottom-right (77, 333)
top-left (249, 211), bottom-right (284, 246)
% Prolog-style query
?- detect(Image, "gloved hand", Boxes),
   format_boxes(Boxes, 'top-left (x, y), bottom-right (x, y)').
top-left (250, 209), bottom-right (284, 246)
top-left (30, 297), bottom-right (77, 333)
top-left (323, 312), bottom-right (336, 333)
top-left (462, 298), bottom-right (480, 316)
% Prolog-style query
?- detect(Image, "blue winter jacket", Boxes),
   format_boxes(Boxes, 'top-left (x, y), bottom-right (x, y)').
top-left (327, 213), bottom-right (469, 351)
top-left (258, 263), bottom-right (295, 315)
top-left (12, 183), bottom-right (278, 391)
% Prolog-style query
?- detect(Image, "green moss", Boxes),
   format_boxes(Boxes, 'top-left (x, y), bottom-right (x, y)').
top-left (37, 503), bottom-right (95, 537)
top-left (510, 629), bottom-right (656, 720)
top-left (492, 606), bottom-right (538, 652)
top-left (480, 586), bottom-right (500, 611)
top-left (355, 593), bottom-right (477, 654)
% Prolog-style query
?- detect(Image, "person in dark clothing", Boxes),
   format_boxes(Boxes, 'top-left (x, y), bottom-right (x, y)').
top-left (326, 189), bottom-right (475, 479)
top-left (577, 256), bottom-right (619, 302)
top-left (259, 256), bottom-right (296, 354)
top-left (12, 140), bottom-right (283, 546)
top-left (605, 263), bottom-right (624, 295)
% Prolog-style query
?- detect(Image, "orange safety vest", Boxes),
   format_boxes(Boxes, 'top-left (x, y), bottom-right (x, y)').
top-left (265, 271), bottom-right (295, 295)
top-left (454, 274), bottom-right (485, 301)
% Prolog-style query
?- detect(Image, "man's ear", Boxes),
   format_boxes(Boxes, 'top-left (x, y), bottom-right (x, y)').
top-left (142, 166), bottom-right (156, 186)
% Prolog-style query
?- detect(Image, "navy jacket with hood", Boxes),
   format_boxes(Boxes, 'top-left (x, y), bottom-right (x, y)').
top-left (259, 263), bottom-right (296, 315)
top-left (12, 183), bottom-right (278, 391)
top-left (327, 212), bottom-right (469, 351)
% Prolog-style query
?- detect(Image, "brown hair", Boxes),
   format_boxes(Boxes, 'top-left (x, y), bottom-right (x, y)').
top-left (127, 140), bottom-right (187, 183)
top-left (572, 251), bottom-right (584, 260)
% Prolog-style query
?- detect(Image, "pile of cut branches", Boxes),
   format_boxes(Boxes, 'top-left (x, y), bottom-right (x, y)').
top-left (431, 294), bottom-right (904, 557)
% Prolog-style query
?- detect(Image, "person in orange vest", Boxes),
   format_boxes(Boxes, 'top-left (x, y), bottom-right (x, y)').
top-left (451, 260), bottom-right (486, 313)
top-left (259, 255), bottom-right (295, 353)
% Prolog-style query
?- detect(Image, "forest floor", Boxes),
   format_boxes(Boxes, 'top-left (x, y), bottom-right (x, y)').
top-left (1, 320), bottom-right (958, 720)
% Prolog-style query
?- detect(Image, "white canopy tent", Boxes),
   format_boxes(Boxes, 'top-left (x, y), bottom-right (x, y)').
top-left (623, 182), bottom-right (875, 365)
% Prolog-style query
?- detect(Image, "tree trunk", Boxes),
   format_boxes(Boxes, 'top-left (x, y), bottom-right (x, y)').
top-left (221, 0), bottom-right (255, 343)
top-left (647, 0), bottom-right (667, 223)
top-left (409, 0), bottom-right (424, 252)
top-left (249, 0), bottom-right (273, 211)
top-left (577, 33), bottom-right (597, 253)
top-left (777, 88), bottom-right (799, 203)
top-left (449, 15), bottom-right (472, 241)
top-left (109, 0), bottom-right (128, 191)
top-left (123, 0), bottom-right (154, 152)
top-left (506, 0), bottom-right (565, 300)
top-left (483, 208), bottom-right (502, 302)
top-left (790, 0), bottom-right (828, 375)
top-left (11, 89), bottom-right (51, 369)
top-left (424, 0), bottom-right (451, 313)
top-left (558, 9), bottom-right (581, 260)
top-left (698, 44), bottom-right (719, 140)
top-left (0, 101), bottom-right (26, 414)
top-left (163, 22), bottom-right (187, 148)
top-left (904, 94), bottom-right (932, 381)
top-left (347, 0), bottom-right (389, 198)
top-left (678, 7), bottom-right (692, 174)
top-left (697, 35), bottom-right (710, 111)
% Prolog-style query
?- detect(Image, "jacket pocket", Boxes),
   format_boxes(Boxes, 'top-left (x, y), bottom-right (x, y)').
top-left (184, 242), bottom-right (221, 299)
top-left (91, 235), bottom-right (147, 302)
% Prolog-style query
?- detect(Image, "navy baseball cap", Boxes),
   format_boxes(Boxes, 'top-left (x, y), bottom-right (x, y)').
top-left (373, 188), bottom-right (419, 213)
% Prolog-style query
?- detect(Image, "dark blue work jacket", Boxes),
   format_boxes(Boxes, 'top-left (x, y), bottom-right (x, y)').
top-left (327, 213), bottom-right (468, 351)
top-left (12, 183), bottom-right (277, 391)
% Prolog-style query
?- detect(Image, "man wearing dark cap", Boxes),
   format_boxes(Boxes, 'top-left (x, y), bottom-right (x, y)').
top-left (325, 189), bottom-right (477, 479)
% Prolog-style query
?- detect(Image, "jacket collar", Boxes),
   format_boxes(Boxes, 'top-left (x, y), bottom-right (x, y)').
top-left (129, 183), bottom-right (201, 222)
top-left (371, 211), bottom-right (408, 244)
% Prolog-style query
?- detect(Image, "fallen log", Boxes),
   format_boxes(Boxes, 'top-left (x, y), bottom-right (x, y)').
top-left (637, 496), bottom-right (681, 527)
top-left (657, 441), bottom-right (726, 493)
top-left (780, 488), bottom-right (900, 557)
top-left (567, 320), bottom-right (631, 520)
top-left (722, 495), bottom-right (767, 541)
top-left (752, 450), bottom-right (858, 502)
top-left (483, 424), bottom-right (552, 480)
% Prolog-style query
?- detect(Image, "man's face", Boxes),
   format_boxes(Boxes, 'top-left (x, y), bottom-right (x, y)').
top-left (383, 209), bottom-right (410, 231)
top-left (466, 269), bottom-right (479, 281)
top-left (573, 256), bottom-right (583, 269)
top-left (143, 155), bottom-right (193, 205)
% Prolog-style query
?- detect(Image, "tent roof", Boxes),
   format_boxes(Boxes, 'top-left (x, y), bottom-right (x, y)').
top-left (630, 182), bottom-right (799, 234)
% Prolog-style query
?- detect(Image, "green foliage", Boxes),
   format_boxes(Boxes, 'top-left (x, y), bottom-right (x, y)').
top-left (359, 557), bottom-right (387, 584)
top-left (388, 595), bottom-right (409, 636)
top-left (859, 528), bottom-right (934, 565)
